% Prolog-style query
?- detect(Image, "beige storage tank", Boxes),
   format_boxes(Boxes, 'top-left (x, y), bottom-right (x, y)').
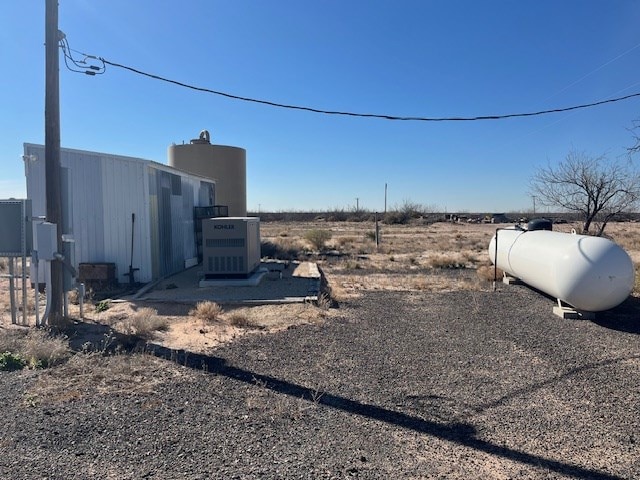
top-left (168, 130), bottom-right (247, 217)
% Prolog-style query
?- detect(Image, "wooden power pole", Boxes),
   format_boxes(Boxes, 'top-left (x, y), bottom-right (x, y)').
top-left (45, 0), bottom-right (64, 325)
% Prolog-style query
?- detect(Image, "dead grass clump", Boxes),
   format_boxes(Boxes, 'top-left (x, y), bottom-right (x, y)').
top-left (261, 239), bottom-right (304, 260)
top-left (189, 301), bottom-right (224, 325)
top-left (428, 254), bottom-right (466, 269)
top-left (122, 307), bottom-right (169, 339)
top-left (411, 277), bottom-right (435, 291)
top-left (461, 251), bottom-right (479, 265)
top-left (28, 352), bottom-right (188, 405)
top-left (67, 288), bottom-right (80, 305)
top-left (0, 329), bottom-right (70, 369)
top-left (476, 264), bottom-right (503, 282)
top-left (225, 312), bottom-right (263, 329)
top-left (336, 236), bottom-right (355, 246)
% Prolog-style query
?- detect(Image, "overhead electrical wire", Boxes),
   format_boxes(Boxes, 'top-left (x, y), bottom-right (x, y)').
top-left (59, 39), bottom-right (640, 122)
top-left (59, 35), bottom-right (105, 76)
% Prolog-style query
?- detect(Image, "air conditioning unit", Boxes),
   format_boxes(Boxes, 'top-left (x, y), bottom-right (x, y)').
top-left (202, 217), bottom-right (260, 278)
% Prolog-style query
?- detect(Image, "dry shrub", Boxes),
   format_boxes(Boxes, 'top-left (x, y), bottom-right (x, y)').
top-left (67, 289), bottom-right (80, 305)
top-left (476, 264), bottom-right (503, 282)
top-left (461, 251), bottom-right (479, 265)
top-left (336, 236), bottom-right (356, 248)
top-left (225, 312), bottom-right (262, 329)
top-left (261, 239), bottom-right (304, 260)
top-left (0, 329), bottom-right (69, 368)
top-left (411, 277), bottom-right (435, 291)
top-left (304, 229), bottom-right (332, 251)
top-left (189, 301), bottom-right (223, 325)
top-left (0, 258), bottom-right (7, 272)
top-left (122, 307), bottom-right (168, 339)
top-left (30, 352), bottom-right (187, 404)
top-left (428, 254), bottom-right (465, 269)
top-left (316, 293), bottom-right (333, 311)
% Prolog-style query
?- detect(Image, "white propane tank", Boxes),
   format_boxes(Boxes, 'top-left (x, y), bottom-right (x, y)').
top-left (489, 228), bottom-right (635, 312)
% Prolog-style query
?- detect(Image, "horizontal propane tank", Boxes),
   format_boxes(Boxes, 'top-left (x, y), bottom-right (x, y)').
top-left (489, 227), bottom-right (635, 312)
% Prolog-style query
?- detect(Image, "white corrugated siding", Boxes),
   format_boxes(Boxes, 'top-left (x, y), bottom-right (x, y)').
top-left (24, 143), bottom-right (213, 284)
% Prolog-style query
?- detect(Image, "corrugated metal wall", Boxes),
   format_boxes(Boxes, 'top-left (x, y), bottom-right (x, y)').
top-left (24, 143), bottom-right (214, 284)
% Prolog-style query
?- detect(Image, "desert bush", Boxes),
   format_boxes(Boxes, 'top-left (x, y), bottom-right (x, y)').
top-left (0, 351), bottom-right (26, 371)
top-left (0, 258), bottom-right (7, 272)
top-left (364, 231), bottom-right (377, 241)
top-left (67, 288), bottom-right (81, 305)
top-left (225, 312), bottom-right (262, 329)
top-left (261, 239), bottom-right (304, 260)
top-left (0, 329), bottom-right (70, 369)
top-left (461, 252), bottom-right (479, 265)
top-left (476, 264), bottom-right (504, 282)
top-left (384, 200), bottom-right (431, 225)
top-left (189, 301), bottom-right (223, 324)
top-left (316, 293), bottom-right (333, 311)
top-left (304, 229), bottom-right (332, 251)
top-left (428, 254), bottom-right (465, 269)
top-left (121, 307), bottom-right (168, 339)
top-left (336, 236), bottom-right (356, 247)
top-left (325, 210), bottom-right (347, 222)
top-left (95, 299), bottom-right (111, 313)
top-left (344, 260), bottom-right (361, 270)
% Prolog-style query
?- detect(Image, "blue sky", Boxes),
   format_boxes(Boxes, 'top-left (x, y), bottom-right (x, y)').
top-left (2, 0), bottom-right (640, 213)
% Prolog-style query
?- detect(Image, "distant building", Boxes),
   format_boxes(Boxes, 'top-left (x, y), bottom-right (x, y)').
top-left (491, 213), bottom-right (510, 224)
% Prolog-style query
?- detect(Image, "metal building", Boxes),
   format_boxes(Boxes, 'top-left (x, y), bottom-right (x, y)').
top-left (23, 143), bottom-right (216, 283)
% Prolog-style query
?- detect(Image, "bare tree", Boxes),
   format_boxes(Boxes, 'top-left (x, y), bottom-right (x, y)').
top-left (530, 150), bottom-right (640, 236)
top-left (628, 119), bottom-right (640, 156)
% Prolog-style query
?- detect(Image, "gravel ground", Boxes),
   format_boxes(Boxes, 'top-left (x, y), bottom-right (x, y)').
top-left (1, 285), bottom-right (639, 479)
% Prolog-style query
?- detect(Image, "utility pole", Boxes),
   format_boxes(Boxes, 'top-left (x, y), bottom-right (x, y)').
top-left (355, 198), bottom-right (359, 212)
top-left (384, 183), bottom-right (387, 215)
top-left (45, 0), bottom-right (63, 325)
top-left (532, 195), bottom-right (537, 215)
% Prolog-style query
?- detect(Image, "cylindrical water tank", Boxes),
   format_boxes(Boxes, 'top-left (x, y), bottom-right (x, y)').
top-left (168, 141), bottom-right (247, 217)
top-left (489, 228), bottom-right (635, 312)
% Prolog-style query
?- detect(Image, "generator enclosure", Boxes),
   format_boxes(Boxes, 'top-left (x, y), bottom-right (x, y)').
top-left (202, 217), bottom-right (260, 278)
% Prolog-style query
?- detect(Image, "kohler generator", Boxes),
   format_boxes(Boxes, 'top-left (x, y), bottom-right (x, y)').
top-left (201, 217), bottom-right (260, 278)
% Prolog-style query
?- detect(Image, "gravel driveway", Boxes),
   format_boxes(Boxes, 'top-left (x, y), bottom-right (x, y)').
top-left (1, 285), bottom-right (639, 479)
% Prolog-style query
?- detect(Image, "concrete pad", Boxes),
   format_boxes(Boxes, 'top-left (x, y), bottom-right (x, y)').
top-left (502, 275), bottom-right (522, 285)
top-left (553, 305), bottom-right (596, 320)
top-left (292, 261), bottom-right (321, 279)
top-left (199, 268), bottom-right (267, 288)
top-left (134, 261), bottom-right (322, 305)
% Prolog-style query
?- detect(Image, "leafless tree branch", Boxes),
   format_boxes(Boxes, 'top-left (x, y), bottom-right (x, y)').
top-left (529, 150), bottom-right (640, 235)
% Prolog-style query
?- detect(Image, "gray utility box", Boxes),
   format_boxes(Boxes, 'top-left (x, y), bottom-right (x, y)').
top-left (0, 199), bottom-right (32, 257)
top-left (202, 217), bottom-right (260, 278)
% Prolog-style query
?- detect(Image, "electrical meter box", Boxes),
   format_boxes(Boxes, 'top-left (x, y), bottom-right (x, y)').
top-left (36, 222), bottom-right (58, 261)
top-left (202, 217), bottom-right (260, 278)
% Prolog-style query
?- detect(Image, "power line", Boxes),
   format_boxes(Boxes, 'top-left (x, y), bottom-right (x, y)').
top-left (59, 42), bottom-right (640, 122)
